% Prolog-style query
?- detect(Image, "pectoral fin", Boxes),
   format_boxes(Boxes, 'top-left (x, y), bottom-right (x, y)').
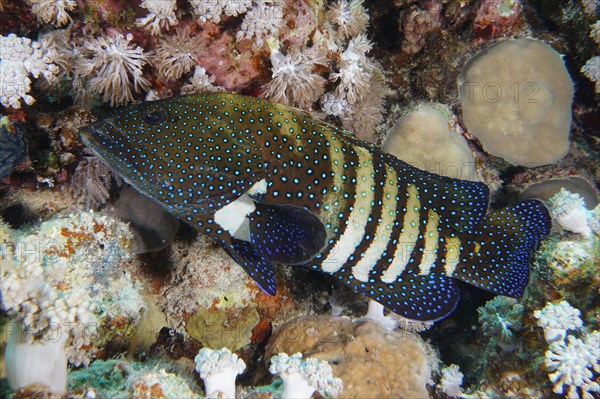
top-left (249, 202), bottom-right (328, 265)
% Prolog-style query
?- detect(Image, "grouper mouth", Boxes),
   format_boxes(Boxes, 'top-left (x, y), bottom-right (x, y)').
top-left (79, 120), bottom-right (122, 150)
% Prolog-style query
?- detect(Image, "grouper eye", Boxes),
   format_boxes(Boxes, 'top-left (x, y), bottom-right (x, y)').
top-left (144, 110), bottom-right (165, 125)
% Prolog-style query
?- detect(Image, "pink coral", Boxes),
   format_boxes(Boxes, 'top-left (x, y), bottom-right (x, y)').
top-left (195, 25), bottom-right (263, 92)
top-left (401, 3), bottom-right (442, 54)
top-left (473, 0), bottom-right (522, 43)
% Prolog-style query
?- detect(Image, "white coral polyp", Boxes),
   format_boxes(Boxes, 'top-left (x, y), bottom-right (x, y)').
top-left (28, 0), bottom-right (76, 26)
top-left (194, 348), bottom-right (246, 398)
top-left (78, 32), bottom-right (150, 106)
top-left (0, 34), bottom-right (59, 108)
top-left (269, 353), bottom-right (343, 399)
top-left (136, 0), bottom-right (178, 35)
top-left (440, 364), bottom-right (464, 397)
top-left (534, 300), bottom-right (583, 344)
top-left (262, 45), bottom-right (328, 109)
top-left (190, 0), bottom-right (252, 23)
top-left (237, 2), bottom-right (285, 48)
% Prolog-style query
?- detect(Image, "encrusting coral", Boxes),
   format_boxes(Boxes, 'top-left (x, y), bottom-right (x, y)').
top-left (459, 38), bottom-right (573, 167)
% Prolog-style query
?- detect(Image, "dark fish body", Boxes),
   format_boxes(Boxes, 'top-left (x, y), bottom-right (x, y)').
top-left (81, 93), bottom-right (550, 322)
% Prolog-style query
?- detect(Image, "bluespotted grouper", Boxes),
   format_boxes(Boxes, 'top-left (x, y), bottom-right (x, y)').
top-left (81, 93), bottom-right (551, 322)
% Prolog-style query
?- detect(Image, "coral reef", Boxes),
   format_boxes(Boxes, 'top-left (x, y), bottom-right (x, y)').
top-left (0, 211), bottom-right (145, 369)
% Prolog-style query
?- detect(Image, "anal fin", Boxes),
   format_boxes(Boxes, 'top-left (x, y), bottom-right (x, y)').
top-left (368, 273), bottom-right (460, 321)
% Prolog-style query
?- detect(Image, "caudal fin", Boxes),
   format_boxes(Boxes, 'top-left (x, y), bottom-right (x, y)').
top-left (453, 200), bottom-right (551, 297)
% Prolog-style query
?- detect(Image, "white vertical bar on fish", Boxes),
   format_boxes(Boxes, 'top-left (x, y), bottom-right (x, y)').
top-left (381, 184), bottom-right (420, 283)
top-left (444, 236), bottom-right (462, 277)
top-left (352, 166), bottom-right (398, 282)
top-left (418, 210), bottom-right (440, 275)
top-left (322, 146), bottom-right (374, 274)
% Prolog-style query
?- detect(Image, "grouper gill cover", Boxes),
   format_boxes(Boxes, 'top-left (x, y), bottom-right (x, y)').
top-left (80, 93), bottom-right (551, 322)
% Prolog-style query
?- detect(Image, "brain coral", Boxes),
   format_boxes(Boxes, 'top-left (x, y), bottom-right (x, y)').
top-left (459, 38), bottom-right (573, 167)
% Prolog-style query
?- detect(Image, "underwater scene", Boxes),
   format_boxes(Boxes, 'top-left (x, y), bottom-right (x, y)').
top-left (0, 0), bottom-right (599, 398)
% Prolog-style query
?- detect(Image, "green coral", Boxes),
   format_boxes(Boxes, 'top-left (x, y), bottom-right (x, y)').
top-left (478, 296), bottom-right (524, 350)
top-left (185, 305), bottom-right (260, 351)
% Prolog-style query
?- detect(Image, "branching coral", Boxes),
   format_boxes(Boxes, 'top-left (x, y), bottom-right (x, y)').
top-left (0, 33), bottom-right (59, 108)
top-left (136, 0), bottom-right (178, 36)
top-left (27, 0), bottom-right (75, 26)
top-left (77, 32), bottom-right (150, 106)
top-left (544, 331), bottom-right (600, 399)
top-left (262, 43), bottom-right (328, 109)
top-left (152, 26), bottom-right (206, 81)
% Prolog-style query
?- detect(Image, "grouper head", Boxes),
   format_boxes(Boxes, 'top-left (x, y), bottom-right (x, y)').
top-left (80, 94), bottom-right (268, 215)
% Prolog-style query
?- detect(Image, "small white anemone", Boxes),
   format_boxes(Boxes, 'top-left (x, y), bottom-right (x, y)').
top-left (548, 188), bottom-right (593, 238)
top-left (440, 364), bottom-right (464, 398)
top-left (194, 347), bottom-right (246, 399)
top-left (269, 352), bottom-right (343, 399)
top-left (365, 299), bottom-right (435, 332)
